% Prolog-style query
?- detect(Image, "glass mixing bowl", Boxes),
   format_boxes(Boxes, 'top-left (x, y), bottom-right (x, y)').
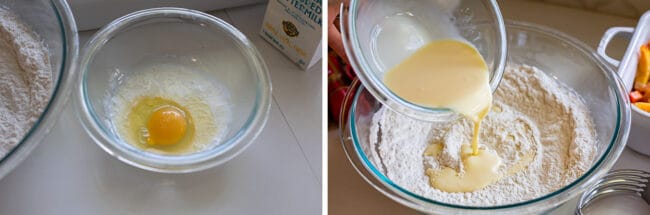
top-left (76, 8), bottom-right (271, 173)
top-left (340, 21), bottom-right (631, 214)
top-left (341, 0), bottom-right (507, 122)
top-left (0, 0), bottom-right (78, 180)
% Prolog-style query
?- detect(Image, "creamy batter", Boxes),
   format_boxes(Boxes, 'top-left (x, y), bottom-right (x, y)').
top-left (383, 39), bottom-right (499, 192)
top-left (368, 65), bottom-right (597, 205)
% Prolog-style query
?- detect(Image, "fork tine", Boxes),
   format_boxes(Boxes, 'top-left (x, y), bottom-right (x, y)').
top-left (585, 189), bottom-right (642, 204)
top-left (604, 170), bottom-right (650, 178)
top-left (592, 185), bottom-right (645, 194)
top-left (607, 169), bottom-right (650, 175)
top-left (603, 172), bottom-right (650, 181)
top-left (597, 177), bottom-right (648, 186)
top-left (597, 179), bottom-right (647, 188)
top-left (579, 189), bottom-right (640, 211)
top-left (576, 169), bottom-right (650, 214)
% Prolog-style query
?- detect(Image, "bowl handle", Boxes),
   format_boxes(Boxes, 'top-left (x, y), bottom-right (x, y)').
top-left (338, 78), bottom-right (360, 129)
top-left (597, 27), bottom-right (634, 67)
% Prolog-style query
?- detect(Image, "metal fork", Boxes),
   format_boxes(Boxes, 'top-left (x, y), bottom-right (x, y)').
top-left (576, 169), bottom-right (650, 214)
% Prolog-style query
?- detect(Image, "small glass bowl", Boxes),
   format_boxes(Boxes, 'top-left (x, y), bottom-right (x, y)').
top-left (76, 8), bottom-right (271, 173)
top-left (340, 21), bottom-right (631, 214)
top-left (0, 0), bottom-right (78, 179)
top-left (341, 0), bottom-right (507, 122)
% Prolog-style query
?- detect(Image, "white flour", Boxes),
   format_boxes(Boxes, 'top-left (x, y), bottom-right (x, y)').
top-left (0, 8), bottom-right (52, 158)
top-left (368, 65), bottom-right (596, 206)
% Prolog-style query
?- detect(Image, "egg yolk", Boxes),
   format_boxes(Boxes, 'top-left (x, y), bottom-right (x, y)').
top-left (146, 106), bottom-right (187, 146)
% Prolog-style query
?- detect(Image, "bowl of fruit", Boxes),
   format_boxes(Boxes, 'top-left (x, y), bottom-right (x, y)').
top-left (598, 11), bottom-right (650, 155)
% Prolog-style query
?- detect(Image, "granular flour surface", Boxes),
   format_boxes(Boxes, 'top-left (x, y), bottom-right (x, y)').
top-left (368, 65), bottom-right (597, 206)
top-left (0, 8), bottom-right (52, 158)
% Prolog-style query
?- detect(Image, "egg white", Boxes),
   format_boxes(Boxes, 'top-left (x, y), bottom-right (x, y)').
top-left (106, 63), bottom-right (231, 154)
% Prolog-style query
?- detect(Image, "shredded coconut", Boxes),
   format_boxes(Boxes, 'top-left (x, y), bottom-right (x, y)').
top-left (0, 8), bottom-right (52, 158)
top-left (368, 65), bottom-right (597, 206)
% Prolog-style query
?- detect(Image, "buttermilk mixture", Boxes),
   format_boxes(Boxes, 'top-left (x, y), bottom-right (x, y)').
top-left (0, 8), bottom-right (52, 158)
top-left (371, 64), bottom-right (596, 206)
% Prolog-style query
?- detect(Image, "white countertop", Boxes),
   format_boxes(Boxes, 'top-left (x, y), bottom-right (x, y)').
top-left (329, 0), bottom-right (650, 214)
top-left (0, 3), bottom-right (322, 215)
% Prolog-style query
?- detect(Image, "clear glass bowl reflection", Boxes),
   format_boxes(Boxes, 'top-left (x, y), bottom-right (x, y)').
top-left (340, 21), bottom-right (631, 214)
top-left (341, 0), bottom-right (507, 122)
top-left (0, 0), bottom-right (79, 180)
top-left (77, 8), bottom-right (271, 173)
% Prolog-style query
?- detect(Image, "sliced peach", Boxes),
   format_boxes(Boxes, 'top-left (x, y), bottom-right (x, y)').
top-left (634, 44), bottom-right (650, 89)
top-left (635, 102), bottom-right (650, 112)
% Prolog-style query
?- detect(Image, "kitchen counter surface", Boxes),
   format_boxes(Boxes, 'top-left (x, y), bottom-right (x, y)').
top-left (0, 3), bottom-right (322, 215)
top-left (329, 0), bottom-right (650, 214)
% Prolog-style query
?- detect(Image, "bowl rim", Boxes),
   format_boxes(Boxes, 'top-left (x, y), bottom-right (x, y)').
top-left (0, 0), bottom-right (79, 180)
top-left (631, 104), bottom-right (650, 118)
top-left (340, 0), bottom-right (508, 122)
top-left (343, 21), bottom-right (631, 212)
top-left (76, 7), bottom-right (271, 173)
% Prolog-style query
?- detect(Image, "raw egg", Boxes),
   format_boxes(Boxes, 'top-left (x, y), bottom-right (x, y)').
top-left (127, 97), bottom-right (195, 151)
top-left (147, 106), bottom-right (187, 146)
top-left (108, 63), bottom-right (230, 155)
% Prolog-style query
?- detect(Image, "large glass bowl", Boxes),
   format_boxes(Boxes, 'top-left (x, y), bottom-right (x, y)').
top-left (341, 0), bottom-right (507, 122)
top-left (76, 8), bottom-right (271, 173)
top-left (0, 0), bottom-right (78, 180)
top-left (340, 21), bottom-right (631, 214)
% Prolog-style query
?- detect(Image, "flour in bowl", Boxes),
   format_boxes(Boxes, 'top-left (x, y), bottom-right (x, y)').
top-left (368, 64), bottom-right (597, 206)
top-left (0, 8), bottom-right (52, 158)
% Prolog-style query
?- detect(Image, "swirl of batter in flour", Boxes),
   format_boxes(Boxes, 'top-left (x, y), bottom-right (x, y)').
top-left (368, 64), bottom-right (596, 206)
top-left (0, 8), bottom-right (52, 157)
